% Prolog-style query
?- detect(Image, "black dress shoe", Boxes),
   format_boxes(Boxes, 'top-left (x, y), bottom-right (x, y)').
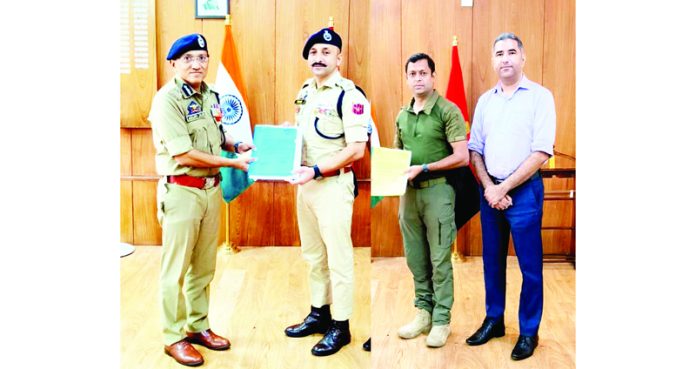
top-left (311, 320), bottom-right (352, 356)
top-left (511, 335), bottom-right (538, 360)
top-left (285, 305), bottom-right (331, 337)
top-left (466, 318), bottom-right (505, 346)
top-left (362, 338), bottom-right (371, 352)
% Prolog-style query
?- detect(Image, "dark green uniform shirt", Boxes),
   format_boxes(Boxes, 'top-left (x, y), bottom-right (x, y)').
top-left (394, 90), bottom-right (468, 165)
top-left (149, 77), bottom-right (223, 177)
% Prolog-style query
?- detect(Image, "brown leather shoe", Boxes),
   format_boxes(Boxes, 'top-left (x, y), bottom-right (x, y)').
top-left (186, 329), bottom-right (231, 350)
top-left (164, 340), bottom-right (204, 367)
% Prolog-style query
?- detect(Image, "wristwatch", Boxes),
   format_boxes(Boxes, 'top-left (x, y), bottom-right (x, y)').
top-left (422, 163), bottom-right (429, 173)
top-left (233, 141), bottom-right (243, 153)
top-left (312, 164), bottom-right (322, 179)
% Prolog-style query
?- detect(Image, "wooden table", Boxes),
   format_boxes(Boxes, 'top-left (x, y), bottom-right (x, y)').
top-left (540, 165), bottom-right (575, 266)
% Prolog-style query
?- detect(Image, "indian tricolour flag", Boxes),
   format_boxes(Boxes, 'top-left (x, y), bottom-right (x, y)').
top-left (215, 16), bottom-right (252, 144)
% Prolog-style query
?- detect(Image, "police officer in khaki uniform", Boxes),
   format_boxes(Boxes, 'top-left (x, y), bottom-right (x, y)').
top-left (283, 27), bottom-right (369, 357)
top-left (394, 53), bottom-right (469, 348)
top-left (148, 33), bottom-right (254, 367)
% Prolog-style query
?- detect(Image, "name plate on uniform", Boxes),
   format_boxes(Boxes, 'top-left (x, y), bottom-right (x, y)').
top-left (371, 147), bottom-right (412, 196)
top-left (248, 125), bottom-right (301, 181)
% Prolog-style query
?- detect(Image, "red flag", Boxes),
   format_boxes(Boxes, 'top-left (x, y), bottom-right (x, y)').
top-left (445, 44), bottom-right (470, 133)
top-left (446, 42), bottom-right (480, 185)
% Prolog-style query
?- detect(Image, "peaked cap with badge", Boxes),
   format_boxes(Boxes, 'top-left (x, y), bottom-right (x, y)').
top-left (167, 33), bottom-right (208, 60)
top-left (302, 28), bottom-right (342, 59)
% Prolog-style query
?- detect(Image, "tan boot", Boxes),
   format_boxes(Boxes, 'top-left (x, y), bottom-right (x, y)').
top-left (426, 324), bottom-right (451, 348)
top-left (397, 309), bottom-right (431, 339)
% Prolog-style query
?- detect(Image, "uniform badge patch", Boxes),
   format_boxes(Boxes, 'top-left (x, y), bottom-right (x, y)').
top-left (294, 99), bottom-right (306, 105)
top-left (187, 101), bottom-right (202, 115)
top-left (352, 103), bottom-right (364, 115)
top-left (211, 103), bottom-right (222, 123)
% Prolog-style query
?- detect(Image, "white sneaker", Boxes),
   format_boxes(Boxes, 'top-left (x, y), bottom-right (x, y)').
top-left (426, 324), bottom-right (451, 347)
top-left (397, 309), bottom-right (431, 339)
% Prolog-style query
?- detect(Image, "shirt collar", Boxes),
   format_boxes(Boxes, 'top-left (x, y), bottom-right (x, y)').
top-left (174, 76), bottom-right (209, 98)
top-left (310, 70), bottom-right (342, 90)
top-left (493, 74), bottom-right (530, 94)
top-left (406, 90), bottom-right (440, 115)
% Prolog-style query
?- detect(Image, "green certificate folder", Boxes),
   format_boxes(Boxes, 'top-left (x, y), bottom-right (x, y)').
top-left (248, 125), bottom-right (301, 181)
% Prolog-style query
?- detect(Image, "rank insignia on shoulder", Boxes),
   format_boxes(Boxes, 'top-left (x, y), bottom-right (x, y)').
top-left (294, 99), bottom-right (306, 105)
top-left (352, 103), bottom-right (364, 115)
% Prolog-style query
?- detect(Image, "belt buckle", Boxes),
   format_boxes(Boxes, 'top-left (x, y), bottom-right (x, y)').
top-left (204, 176), bottom-right (215, 189)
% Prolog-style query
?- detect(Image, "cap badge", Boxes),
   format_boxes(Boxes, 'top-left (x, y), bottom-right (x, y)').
top-left (323, 30), bottom-right (332, 42)
top-left (197, 35), bottom-right (205, 47)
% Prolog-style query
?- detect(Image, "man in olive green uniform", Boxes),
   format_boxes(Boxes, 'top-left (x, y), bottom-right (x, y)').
top-left (395, 53), bottom-right (469, 348)
top-left (283, 27), bottom-right (369, 357)
top-left (148, 33), bottom-right (253, 367)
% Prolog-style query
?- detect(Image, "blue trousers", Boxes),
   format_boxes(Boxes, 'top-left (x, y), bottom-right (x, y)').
top-left (479, 174), bottom-right (544, 336)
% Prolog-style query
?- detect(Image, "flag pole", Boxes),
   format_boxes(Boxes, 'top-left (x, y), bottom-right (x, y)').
top-left (450, 34), bottom-right (464, 263)
top-left (328, 16), bottom-right (334, 29)
top-left (221, 11), bottom-right (240, 255)
top-left (452, 235), bottom-right (463, 263)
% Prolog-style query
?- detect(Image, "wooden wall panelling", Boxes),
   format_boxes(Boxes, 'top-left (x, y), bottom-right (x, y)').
top-left (543, 0), bottom-right (576, 159)
top-left (132, 180), bottom-right (162, 245)
top-left (121, 180), bottom-right (134, 244)
top-left (121, 0), bottom-right (157, 127)
top-left (226, 0), bottom-right (276, 126)
top-left (348, 0), bottom-right (371, 181)
top-left (218, 196), bottom-right (228, 246)
top-left (121, 128), bottom-right (133, 176)
top-left (368, 0), bottom-right (402, 151)
top-left (351, 182), bottom-right (371, 247)
top-left (458, 214), bottom-right (482, 256)
top-left (471, 0), bottom-right (545, 107)
top-left (371, 197), bottom-right (403, 257)
top-left (229, 182), bottom-right (275, 246)
top-left (369, 0), bottom-right (402, 257)
top-left (156, 0), bottom-right (196, 88)
top-left (400, 0), bottom-right (473, 106)
top-left (130, 128), bottom-right (157, 176)
top-left (273, 182), bottom-right (300, 246)
top-left (121, 129), bottom-right (134, 243)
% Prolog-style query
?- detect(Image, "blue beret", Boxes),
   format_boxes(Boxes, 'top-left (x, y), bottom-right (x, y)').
top-left (167, 34), bottom-right (208, 60)
top-left (302, 28), bottom-right (342, 59)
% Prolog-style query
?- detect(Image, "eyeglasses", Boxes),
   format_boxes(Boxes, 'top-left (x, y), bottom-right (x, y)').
top-left (179, 55), bottom-right (209, 64)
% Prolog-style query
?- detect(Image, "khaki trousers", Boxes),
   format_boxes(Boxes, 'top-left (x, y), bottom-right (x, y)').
top-left (157, 179), bottom-right (221, 345)
top-left (296, 171), bottom-right (355, 320)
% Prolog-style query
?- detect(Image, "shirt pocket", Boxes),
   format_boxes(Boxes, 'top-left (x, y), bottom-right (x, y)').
top-left (314, 112), bottom-right (344, 139)
top-left (187, 118), bottom-right (211, 153)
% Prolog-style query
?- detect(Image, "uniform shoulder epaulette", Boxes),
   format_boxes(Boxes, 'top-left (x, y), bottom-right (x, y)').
top-left (160, 80), bottom-right (182, 100)
top-left (336, 77), bottom-right (356, 92)
top-left (301, 77), bottom-right (314, 89)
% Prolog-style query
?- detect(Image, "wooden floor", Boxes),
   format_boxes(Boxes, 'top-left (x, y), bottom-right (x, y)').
top-left (122, 248), bottom-right (574, 368)
top-left (371, 256), bottom-right (576, 369)
top-left (121, 246), bottom-right (371, 369)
